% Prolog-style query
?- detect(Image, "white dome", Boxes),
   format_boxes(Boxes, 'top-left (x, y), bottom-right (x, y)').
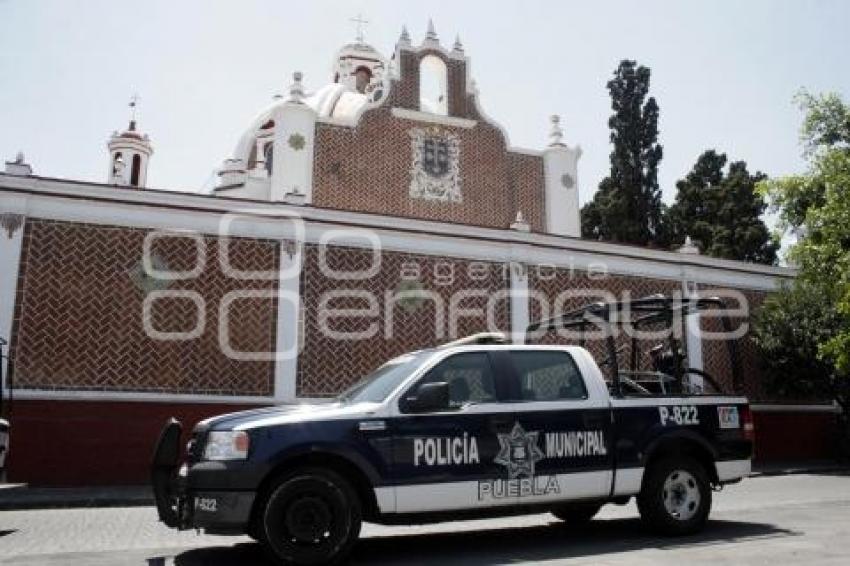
top-left (224, 40), bottom-right (388, 178)
top-left (230, 84), bottom-right (370, 165)
top-left (335, 41), bottom-right (383, 61)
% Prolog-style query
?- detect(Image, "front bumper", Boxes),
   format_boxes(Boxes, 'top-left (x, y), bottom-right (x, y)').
top-left (188, 488), bottom-right (256, 533)
top-left (151, 419), bottom-right (255, 533)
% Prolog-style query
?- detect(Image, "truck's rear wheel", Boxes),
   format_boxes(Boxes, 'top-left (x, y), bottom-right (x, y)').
top-left (637, 456), bottom-right (711, 535)
top-left (551, 502), bottom-right (601, 524)
top-left (261, 467), bottom-right (361, 565)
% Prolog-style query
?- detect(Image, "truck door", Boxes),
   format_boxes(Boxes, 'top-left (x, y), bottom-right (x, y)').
top-left (390, 351), bottom-right (514, 513)
top-left (490, 349), bottom-right (614, 503)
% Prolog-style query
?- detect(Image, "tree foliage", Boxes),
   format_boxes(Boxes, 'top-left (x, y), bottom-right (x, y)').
top-left (582, 60), bottom-right (665, 246)
top-left (752, 281), bottom-right (846, 407)
top-left (667, 150), bottom-right (778, 264)
top-left (755, 91), bottom-right (850, 411)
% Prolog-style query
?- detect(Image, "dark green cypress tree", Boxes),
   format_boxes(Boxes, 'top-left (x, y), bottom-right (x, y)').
top-left (668, 150), bottom-right (778, 264)
top-left (582, 60), bottom-right (664, 246)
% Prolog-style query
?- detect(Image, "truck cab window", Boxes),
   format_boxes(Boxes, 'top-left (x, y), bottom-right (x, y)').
top-left (511, 351), bottom-right (587, 401)
top-left (412, 352), bottom-right (497, 407)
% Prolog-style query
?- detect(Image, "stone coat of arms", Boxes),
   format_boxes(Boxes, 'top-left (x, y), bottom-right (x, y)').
top-left (408, 127), bottom-right (461, 202)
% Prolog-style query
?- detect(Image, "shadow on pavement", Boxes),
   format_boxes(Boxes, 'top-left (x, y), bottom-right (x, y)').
top-left (168, 517), bottom-right (798, 565)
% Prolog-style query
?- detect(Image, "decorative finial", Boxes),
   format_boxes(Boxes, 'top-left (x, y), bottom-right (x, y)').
top-left (128, 93), bottom-right (140, 130)
top-left (470, 78), bottom-right (479, 97)
top-left (451, 34), bottom-right (464, 58)
top-left (424, 18), bottom-right (439, 46)
top-left (511, 211), bottom-right (530, 232)
top-left (289, 71), bottom-right (305, 103)
top-left (349, 13), bottom-right (369, 44)
top-left (15, 150), bottom-right (25, 164)
top-left (549, 114), bottom-right (565, 147)
top-left (398, 25), bottom-right (411, 47)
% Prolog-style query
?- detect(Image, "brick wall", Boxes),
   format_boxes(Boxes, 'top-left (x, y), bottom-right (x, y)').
top-left (7, 219), bottom-right (779, 402)
top-left (312, 47), bottom-right (546, 232)
top-left (10, 219), bottom-right (279, 396)
top-left (701, 289), bottom-right (768, 399)
top-left (392, 49), bottom-right (469, 116)
top-left (297, 245), bottom-right (511, 396)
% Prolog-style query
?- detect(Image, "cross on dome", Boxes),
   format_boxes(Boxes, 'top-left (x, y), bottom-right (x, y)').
top-left (129, 93), bottom-right (140, 121)
top-left (349, 13), bottom-right (369, 43)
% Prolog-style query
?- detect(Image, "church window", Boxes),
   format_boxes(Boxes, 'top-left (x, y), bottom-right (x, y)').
top-left (263, 142), bottom-right (274, 175)
top-left (130, 154), bottom-right (141, 186)
top-left (419, 55), bottom-right (448, 115)
top-left (112, 152), bottom-right (122, 176)
top-left (354, 66), bottom-right (372, 94)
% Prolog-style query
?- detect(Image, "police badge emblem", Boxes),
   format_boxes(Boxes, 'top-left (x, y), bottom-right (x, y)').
top-left (408, 127), bottom-right (461, 202)
top-left (494, 422), bottom-right (545, 479)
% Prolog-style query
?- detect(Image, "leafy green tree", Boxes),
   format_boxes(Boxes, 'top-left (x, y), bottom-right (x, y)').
top-left (667, 150), bottom-right (778, 264)
top-left (755, 90), bottom-right (850, 416)
top-left (752, 281), bottom-right (846, 409)
top-left (582, 60), bottom-right (664, 246)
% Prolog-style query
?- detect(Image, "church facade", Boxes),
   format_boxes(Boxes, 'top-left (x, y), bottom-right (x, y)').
top-left (0, 24), bottom-right (837, 486)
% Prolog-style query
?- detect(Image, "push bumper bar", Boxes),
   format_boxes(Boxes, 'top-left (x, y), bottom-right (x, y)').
top-left (151, 418), bottom-right (185, 528)
top-left (151, 418), bottom-right (255, 533)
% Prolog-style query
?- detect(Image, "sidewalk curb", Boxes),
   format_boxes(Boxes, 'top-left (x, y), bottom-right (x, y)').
top-left (750, 463), bottom-right (850, 478)
top-left (0, 486), bottom-right (153, 511)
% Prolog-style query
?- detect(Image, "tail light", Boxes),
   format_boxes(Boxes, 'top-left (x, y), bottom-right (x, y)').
top-left (741, 405), bottom-right (755, 442)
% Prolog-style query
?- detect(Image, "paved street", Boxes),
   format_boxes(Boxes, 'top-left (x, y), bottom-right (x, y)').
top-left (1, 472), bottom-right (848, 565)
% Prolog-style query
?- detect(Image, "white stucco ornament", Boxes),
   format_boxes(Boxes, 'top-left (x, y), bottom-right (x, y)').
top-left (408, 127), bottom-right (462, 203)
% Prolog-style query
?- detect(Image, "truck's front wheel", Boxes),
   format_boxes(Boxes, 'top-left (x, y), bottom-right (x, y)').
top-left (637, 457), bottom-right (711, 535)
top-left (261, 467), bottom-right (362, 565)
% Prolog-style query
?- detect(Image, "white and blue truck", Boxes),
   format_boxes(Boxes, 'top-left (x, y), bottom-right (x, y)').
top-left (152, 295), bottom-right (754, 565)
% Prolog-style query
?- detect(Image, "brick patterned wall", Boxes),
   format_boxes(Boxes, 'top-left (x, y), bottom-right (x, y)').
top-left (393, 49), bottom-right (469, 117)
top-left (509, 152), bottom-right (546, 231)
top-left (10, 219), bottom-right (279, 396)
top-left (312, 48), bottom-right (545, 232)
top-left (701, 289), bottom-right (768, 399)
top-left (297, 245), bottom-right (511, 396)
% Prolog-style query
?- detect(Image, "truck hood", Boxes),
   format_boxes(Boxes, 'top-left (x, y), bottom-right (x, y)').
top-left (197, 401), bottom-right (383, 431)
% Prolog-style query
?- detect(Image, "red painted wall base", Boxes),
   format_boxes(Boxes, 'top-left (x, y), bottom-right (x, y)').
top-left (6, 399), bottom-right (265, 486)
top-left (2, 400), bottom-right (841, 486)
top-left (752, 410), bottom-right (839, 462)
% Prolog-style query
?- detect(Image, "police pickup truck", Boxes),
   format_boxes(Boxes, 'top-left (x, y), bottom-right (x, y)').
top-left (152, 295), bottom-right (754, 565)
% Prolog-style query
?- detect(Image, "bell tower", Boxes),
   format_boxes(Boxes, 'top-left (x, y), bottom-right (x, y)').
top-left (107, 95), bottom-right (153, 187)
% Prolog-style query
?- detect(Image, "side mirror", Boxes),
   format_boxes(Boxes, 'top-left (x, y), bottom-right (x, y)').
top-left (404, 382), bottom-right (450, 413)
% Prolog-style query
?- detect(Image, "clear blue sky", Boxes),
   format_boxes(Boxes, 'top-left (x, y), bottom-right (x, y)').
top-left (1, 0), bottom-right (848, 205)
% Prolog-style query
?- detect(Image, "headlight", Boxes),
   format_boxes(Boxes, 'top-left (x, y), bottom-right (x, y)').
top-left (203, 431), bottom-right (250, 461)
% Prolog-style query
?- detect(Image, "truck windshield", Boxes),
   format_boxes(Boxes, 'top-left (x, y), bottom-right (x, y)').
top-left (336, 351), bottom-right (429, 404)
